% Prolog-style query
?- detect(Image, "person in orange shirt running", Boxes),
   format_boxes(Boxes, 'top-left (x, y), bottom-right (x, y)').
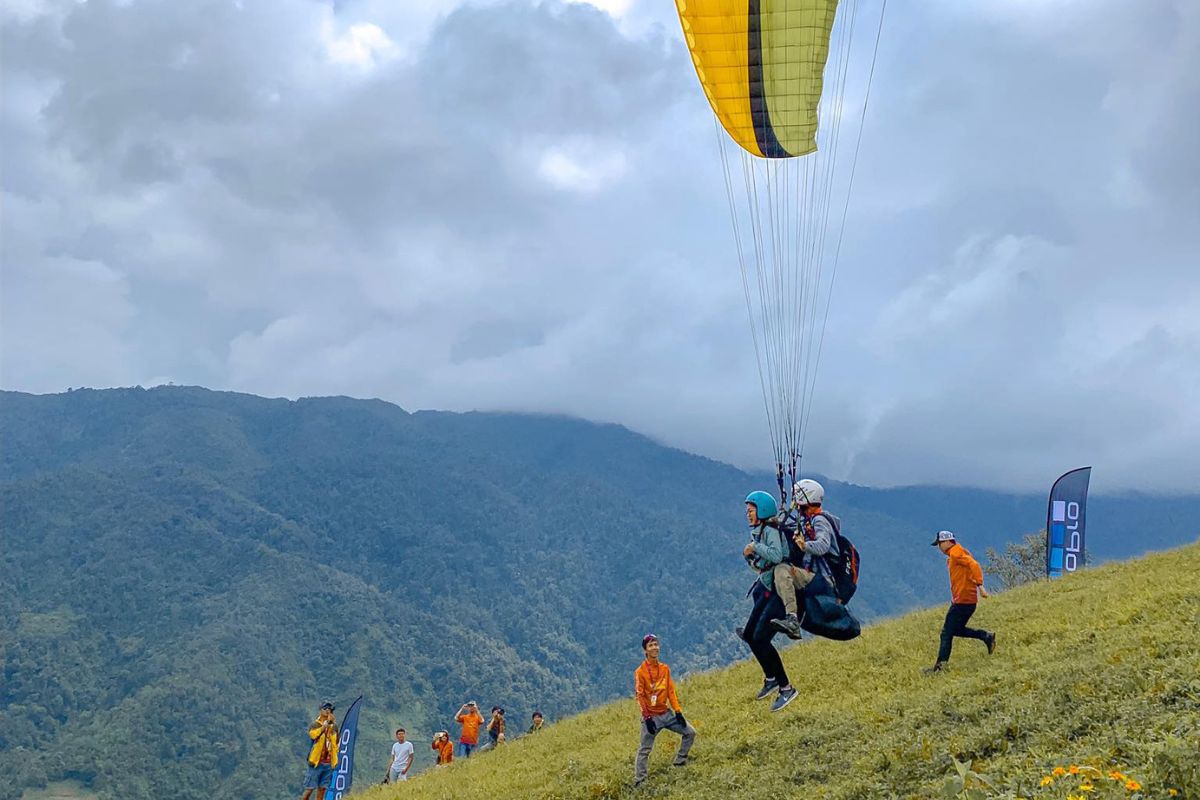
top-left (454, 701), bottom-right (484, 757)
top-left (926, 530), bottom-right (996, 673)
top-left (432, 731), bottom-right (454, 765)
top-left (633, 634), bottom-right (695, 787)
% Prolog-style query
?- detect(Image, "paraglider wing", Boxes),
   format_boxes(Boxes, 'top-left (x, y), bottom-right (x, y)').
top-left (675, 0), bottom-right (885, 498)
top-left (676, 0), bottom-right (839, 158)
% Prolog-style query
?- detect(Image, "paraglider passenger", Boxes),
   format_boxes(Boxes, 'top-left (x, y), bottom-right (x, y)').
top-left (528, 711), bottom-right (546, 734)
top-left (740, 492), bottom-right (800, 712)
top-left (432, 730), bottom-right (454, 765)
top-left (384, 727), bottom-right (413, 783)
top-left (633, 634), bottom-right (695, 787)
top-left (300, 701), bottom-right (338, 800)
top-left (771, 479), bottom-right (839, 639)
top-left (455, 701), bottom-right (484, 757)
top-left (925, 530), bottom-right (996, 673)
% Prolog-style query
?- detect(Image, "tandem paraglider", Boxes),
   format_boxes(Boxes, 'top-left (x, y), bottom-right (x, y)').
top-left (674, 0), bottom-right (883, 712)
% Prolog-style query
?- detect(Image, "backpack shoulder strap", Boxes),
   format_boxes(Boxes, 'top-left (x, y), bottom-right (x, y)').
top-left (815, 510), bottom-right (841, 536)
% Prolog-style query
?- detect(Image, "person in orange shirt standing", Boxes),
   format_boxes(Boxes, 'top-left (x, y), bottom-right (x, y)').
top-left (454, 701), bottom-right (484, 757)
top-left (926, 530), bottom-right (996, 673)
top-left (633, 634), bottom-right (695, 787)
top-left (432, 731), bottom-right (454, 765)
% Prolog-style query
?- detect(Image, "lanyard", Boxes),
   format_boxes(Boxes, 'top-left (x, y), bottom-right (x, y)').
top-left (645, 661), bottom-right (667, 691)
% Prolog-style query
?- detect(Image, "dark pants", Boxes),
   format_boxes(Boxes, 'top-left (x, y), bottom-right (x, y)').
top-left (743, 582), bottom-right (789, 687)
top-left (937, 603), bottom-right (989, 662)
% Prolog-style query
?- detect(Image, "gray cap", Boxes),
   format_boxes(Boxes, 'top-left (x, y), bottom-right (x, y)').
top-left (930, 530), bottom-right (956, 546)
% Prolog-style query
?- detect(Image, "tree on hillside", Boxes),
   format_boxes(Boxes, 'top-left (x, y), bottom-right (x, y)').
top-left (985, 532), bottom-right (1047, 591)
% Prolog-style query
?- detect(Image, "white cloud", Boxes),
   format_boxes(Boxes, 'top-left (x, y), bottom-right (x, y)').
top-left (321, 19), bottom-right (397, 68)
top-left (2, 0), bottom-right (1198, 491)
top-left (566, 0), bottom-right (636, 18)
top-left (536, 143), bottom-right (628, 193)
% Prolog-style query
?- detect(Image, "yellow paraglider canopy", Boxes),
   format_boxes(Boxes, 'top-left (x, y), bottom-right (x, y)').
top-left (676, 0), bottom-right (838, 158)
top-left (674, 0), bottom-right (886, 499)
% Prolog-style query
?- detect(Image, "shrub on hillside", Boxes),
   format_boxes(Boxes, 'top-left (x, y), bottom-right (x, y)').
top-left (985, 531), bottom-right (1047, 591)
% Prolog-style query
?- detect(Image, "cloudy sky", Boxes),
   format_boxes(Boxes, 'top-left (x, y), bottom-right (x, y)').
top-left (2, 0), bottom-right (1197, 492)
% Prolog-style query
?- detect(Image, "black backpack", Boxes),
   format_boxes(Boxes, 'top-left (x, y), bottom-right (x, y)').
top-left (787, 511), bottom-right (860, 603)
top-left (819, 512), bottom-right (861, 603)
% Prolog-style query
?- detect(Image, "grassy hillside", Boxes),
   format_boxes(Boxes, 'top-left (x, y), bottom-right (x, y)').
top-left (364, 544), bottom-right (1200, 800)
top-left (3, 387), bottom-right (1197, 799)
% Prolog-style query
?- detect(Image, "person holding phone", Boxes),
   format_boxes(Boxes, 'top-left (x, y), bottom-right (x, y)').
top-left (300, 702), bottom-right (338, 800)
top-left (454, 701), bottom-right (484, 757)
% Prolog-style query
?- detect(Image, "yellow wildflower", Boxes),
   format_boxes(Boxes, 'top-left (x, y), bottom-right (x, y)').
top-left (1108, 770), bottom-right (1127, 781)
top-left (1125, 780), bottom-right (1142, 792)
top-left (1053, 767), bottom-right (1068, 777)
top-left (1040, 776), bottom-right (1055, 787)
top-left (1168, 790), bottom-right (1179, 797)
top-left (1069, 765), bottom-right (1081, 775)
top-left (1080, 779), bottom-right (1095, 792)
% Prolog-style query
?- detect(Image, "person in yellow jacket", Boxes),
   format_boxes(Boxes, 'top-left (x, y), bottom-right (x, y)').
top-left (633, 634), bottom-right (695, 787)
top-left (925, 531), bottom-right (996, 673)
top-left (300, 702), bottom-right (339, 800)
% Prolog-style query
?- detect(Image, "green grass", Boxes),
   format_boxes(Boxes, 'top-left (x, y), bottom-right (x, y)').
top-left (361, 545), bottom-right (1200, 800)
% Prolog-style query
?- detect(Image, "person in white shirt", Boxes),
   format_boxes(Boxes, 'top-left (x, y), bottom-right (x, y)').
top-left (385, 728), bottom-right (414, 783)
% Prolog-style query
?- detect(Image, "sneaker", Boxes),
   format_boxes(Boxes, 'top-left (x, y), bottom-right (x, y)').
top-left (770, 614), bottom-right (803, 640)
top-left (672, 757), bottom-right (688, 767)
top-left (771, 686), bottom-right (798, 712)
top-left (922, 662), bottom-right (945, 675)
top-left (755, 678), bottom-right (780, 700)
top-left (634, 778), bottom-right (645, 788)
top-left (985, 632), bottom-right (997, 655)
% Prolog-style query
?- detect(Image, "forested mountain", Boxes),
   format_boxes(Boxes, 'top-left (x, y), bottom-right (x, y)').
top-left (2, 387), bottom-right (1196, 800)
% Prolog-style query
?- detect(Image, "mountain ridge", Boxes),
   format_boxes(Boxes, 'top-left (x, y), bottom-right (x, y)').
top-left (2, 386), bottom-right (1197, 800)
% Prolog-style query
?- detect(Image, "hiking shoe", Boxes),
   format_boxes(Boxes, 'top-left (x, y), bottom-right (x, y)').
top-left (985, 632), bottom-right (997, 655)
top-left (771, 686), bottom-right (798, 712)
top-left (755, 678), bottom-right (780, 700)
top-left (770, 613), bottom-right (803, 640)
top-left (922, 662), bottom-right (946, 675)
top-left (672, 757), bottom-right (688, 767)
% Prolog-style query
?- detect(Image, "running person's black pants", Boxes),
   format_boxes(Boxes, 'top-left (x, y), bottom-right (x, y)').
top-left (937, 602), bottom-right (989, 663)
top-left (744, 582), bottom-right (789, 687)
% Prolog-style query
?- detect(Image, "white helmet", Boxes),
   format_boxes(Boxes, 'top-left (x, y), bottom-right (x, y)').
top-left (793, 479), bottom-right (825, 506)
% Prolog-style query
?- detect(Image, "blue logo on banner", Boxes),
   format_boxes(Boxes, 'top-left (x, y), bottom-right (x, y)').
top-left (331, 695), bottom-right (363, 799)
top-left (1046, 468), bottom-right (1091, 578)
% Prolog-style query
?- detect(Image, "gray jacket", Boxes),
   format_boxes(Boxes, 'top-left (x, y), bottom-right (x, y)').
top-left (799, 511), bottom-right (841, 583)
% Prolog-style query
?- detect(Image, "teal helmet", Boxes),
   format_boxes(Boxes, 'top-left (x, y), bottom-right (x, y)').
top-left (744, 491), bottom-right (778, 520)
